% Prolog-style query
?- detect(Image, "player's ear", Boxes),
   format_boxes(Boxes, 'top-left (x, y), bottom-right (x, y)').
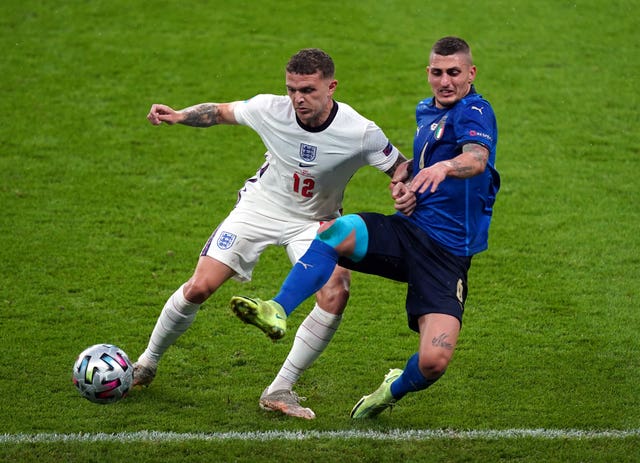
top-left (328, 79), bottom-right (338, 94)
top-left (468, 65), bottom-right (477, 83)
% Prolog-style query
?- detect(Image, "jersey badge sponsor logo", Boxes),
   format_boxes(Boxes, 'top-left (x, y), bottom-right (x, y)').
top-left (471, 105), bottom-right (484, 115)
top-left (299, 143), bottom-right (317, 162)
top-left (434, 115), bottom-right (447, 140)
top-left (469, 130), bottom-right (493, 142)
top-left (217, 231), bottom-right (236, 250)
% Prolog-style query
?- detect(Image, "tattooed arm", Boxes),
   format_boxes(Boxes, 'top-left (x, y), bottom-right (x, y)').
top-left (442, 143), bottom-right (489, 178)
top-left (410, 142), bottom-right (489, 194)
top-left (147, 102), bottom-right (239, 127)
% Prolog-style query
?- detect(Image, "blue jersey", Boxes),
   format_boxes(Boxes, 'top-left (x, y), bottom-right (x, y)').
top-left (406, 87), bottom-right (500, 256)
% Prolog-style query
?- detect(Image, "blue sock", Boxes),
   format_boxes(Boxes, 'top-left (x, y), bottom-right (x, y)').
top-left (390, 353), bottom-right (442, 400)
top-left (273, 240), bottom-right (338, 316)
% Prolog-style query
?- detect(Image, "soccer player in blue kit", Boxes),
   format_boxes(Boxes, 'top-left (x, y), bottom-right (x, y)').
top-left (231, 36), bottom-right (500, 418)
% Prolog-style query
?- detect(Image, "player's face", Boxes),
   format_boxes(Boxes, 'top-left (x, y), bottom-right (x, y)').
top-left (286, 71), bottom-right (337, 127)
top-left (427, 53), bottom-right (476, 109)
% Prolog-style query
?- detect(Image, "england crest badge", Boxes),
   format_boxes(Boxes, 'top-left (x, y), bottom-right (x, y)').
top-left (217, 231), bottom-right (236, 250)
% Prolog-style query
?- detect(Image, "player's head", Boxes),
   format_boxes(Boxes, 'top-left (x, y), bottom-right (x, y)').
top-left (285, 48), bottom-right (338, 128)
top-left (427, 36), bottom-right (477, 109)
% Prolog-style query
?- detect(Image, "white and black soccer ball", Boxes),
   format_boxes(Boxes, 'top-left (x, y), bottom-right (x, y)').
top-left (72, 344), bottom-right (134, 404)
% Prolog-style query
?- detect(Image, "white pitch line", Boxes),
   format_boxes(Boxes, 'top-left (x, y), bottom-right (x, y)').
top-left (1, 429), bottom-right (639, 444)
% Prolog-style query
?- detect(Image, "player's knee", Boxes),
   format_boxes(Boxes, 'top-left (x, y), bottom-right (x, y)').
top-left (418, 354), bottom-right (449, 380)
top-left (317, 214), bottom-right (368, 261)
top-left (183, 277), bottom-right (215, 304)
top-left (316, 287), bottom-right (349, 314)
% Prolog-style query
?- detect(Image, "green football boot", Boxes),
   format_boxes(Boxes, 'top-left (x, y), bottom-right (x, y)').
top-left (230, 296), bottom-right (287, 340)
top-left (350, 368), bottom-right (403, 418)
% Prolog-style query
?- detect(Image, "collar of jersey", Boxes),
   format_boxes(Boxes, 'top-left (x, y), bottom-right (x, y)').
top-left (296, 100), bottom-right (338, 133)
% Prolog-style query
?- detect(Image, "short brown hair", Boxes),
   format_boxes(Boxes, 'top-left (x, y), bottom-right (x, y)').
top-left (286, 48), bottom-right (335, 79)
top-left (432, 36), bottom-right (472, 60)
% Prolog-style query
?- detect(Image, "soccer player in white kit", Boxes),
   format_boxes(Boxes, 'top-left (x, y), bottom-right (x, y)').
top-left (135, 48), bottom-right (413, 419)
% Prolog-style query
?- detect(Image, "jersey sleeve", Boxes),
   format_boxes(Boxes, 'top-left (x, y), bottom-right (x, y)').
top-left (362, 122), bottom-right (400, 172)
top-left (456, 99), bottom-right (497, 152)
top-left (232, 94), bottom-right (273, 130)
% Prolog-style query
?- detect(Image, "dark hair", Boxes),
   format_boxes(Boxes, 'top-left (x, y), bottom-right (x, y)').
top-left (432, 36), bottom-right (471, 58)
top-left (286, 48), bottom-right (335, 79)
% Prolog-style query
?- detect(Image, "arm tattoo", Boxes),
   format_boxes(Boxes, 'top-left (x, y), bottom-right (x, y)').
top-left (462, 143), bottom-right (489, 166)
top-left (180, 103), bottom-right (220, 127)
top-left (445, 159), bottom-right (475, 176)
top-left (432, 333), bottom-right (454, 350)
top-left (445, 144), bottom-right (488, 177)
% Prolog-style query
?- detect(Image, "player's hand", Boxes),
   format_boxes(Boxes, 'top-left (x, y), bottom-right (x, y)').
top-left (389, 159), bottom-right (412, 187)
top-left (147, 104), bottom-right (183, 125)
top-left (391, 181), bottom-right (416, 216)
top-left (410, 162), bottom-right (450, 194)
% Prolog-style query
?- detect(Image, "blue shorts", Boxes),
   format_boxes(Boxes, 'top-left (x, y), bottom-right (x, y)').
top-left (338, 213), bottom-right (472, 332)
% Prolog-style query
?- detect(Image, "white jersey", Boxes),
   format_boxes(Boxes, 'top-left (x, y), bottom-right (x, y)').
top-left (233, 94), bottom-right (400, 221)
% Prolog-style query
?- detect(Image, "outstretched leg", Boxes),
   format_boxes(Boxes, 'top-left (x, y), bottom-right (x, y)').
top-left (229, 214), bottom-right (368, 418)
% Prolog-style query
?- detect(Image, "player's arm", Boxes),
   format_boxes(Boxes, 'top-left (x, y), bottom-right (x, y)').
top-left (386, 156), bottom-right (417, 216)
top-left (384, 154), bottom-right (409, 179)
top-left (411, 142), bottom-right (488, 194)
top-left (441, 142), bottom-right (489, 178)
top-left (363, 125), bottom-right (415, 214)
top-left (389, 158), bottom-right (413, 184)
top-left (147, 102), bottom-right (239, 127)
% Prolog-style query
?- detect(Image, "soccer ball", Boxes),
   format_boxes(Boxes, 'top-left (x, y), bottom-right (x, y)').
top-left (72, 344), bottom-right (134, 404)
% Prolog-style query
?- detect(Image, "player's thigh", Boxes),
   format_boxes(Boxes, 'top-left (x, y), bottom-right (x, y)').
top-left (185, 256), bottom-right (237, 302)
top-left (339, 213), bottom-right (408, 281)
top-left (283, 221), bottom-right (319, 264)
top-left (203, 208), bottom-right (281, 281)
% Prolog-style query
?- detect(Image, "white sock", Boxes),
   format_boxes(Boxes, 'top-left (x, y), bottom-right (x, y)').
top-left (267, 303), bottom-right (342, 393)
top-left (138, 284), bottom-right (200, 367)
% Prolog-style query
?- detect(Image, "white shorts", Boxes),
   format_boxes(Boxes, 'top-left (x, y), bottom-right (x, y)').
top-left (200, 205), bottom-right (322, 282)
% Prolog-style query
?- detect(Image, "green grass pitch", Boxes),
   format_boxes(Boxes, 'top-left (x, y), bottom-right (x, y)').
top-left (1, 0), bottom-right (639, 461)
